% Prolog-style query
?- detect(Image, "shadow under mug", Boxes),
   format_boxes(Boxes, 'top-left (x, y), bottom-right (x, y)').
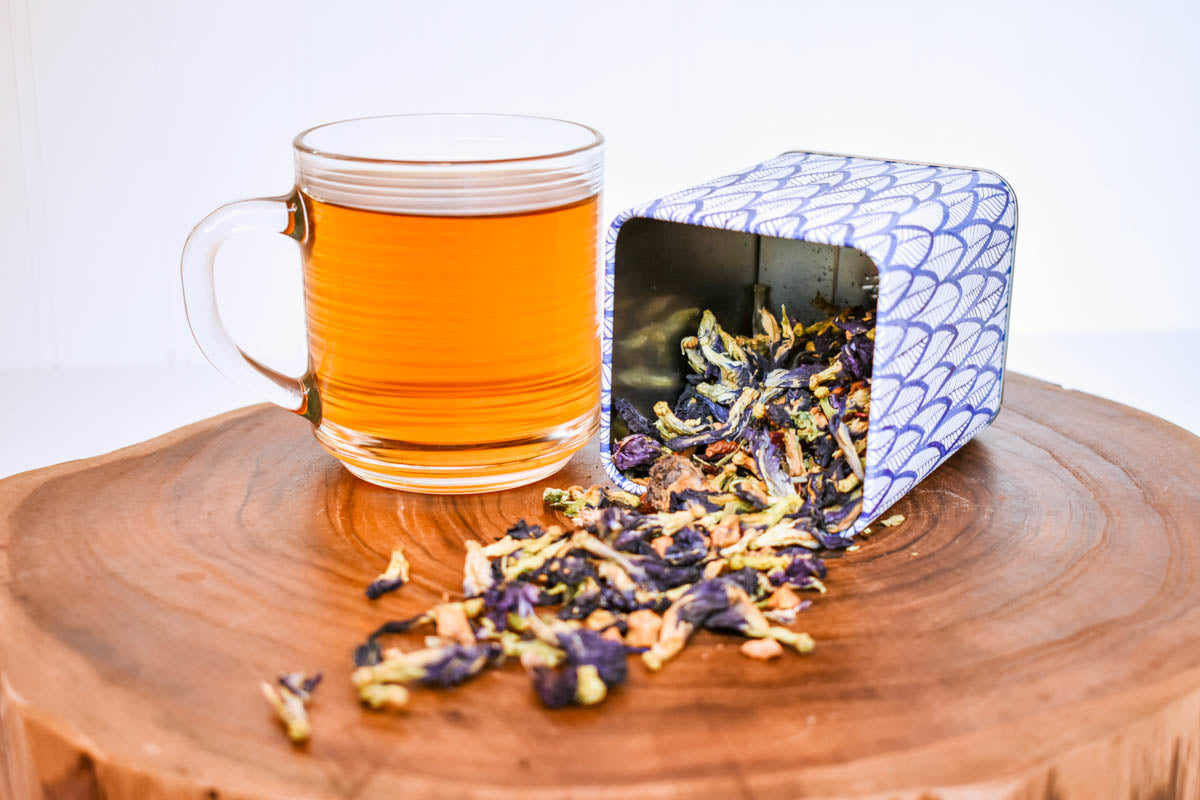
top-left (181, 114), bottom-right (605, 493)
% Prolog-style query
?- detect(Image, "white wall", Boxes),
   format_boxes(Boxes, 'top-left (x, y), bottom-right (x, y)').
top-left (2, 0), bottom-right (1198, 373)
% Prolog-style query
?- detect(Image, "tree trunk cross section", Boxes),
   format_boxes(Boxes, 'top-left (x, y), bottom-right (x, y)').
top-left (1, 375), bottom-right (1198, 799)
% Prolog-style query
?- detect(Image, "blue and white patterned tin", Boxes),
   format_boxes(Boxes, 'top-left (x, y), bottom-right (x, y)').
top-left (600, 151), bottom-right (1017, 533)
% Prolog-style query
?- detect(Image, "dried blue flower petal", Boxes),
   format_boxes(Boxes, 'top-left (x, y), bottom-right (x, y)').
top-left (839, 337), bottom-right (873, 381)
top-left (613, 528), bottom-right (655, 555)
top-left (557, 581), bottom-right (601, 620)
top-left (614, 397), bottom-right (660, 440)
top-left (540, 552), bottom-right (596, 588)
top-left (482, 582), bottom-right (541, 629)
top-left (612, 434), bottom-right (665, 471)
top-left (262, 673), bottom-right (319, 743)
top-left (722, 567), bottom-right (762, 597)
top-left (556, 628), bottom-right (628, 687)
top-left (731, 480), bottom-right (770, 510)
top-left (819, 494), bottom-right (863, 537)
top-left (768, 553), bottom-right (828, 589)
top-left (765, 403), bottom-right (797, 429)
top-left (506, 519), bottom-right (545, 540)
top-left (595, 505), bottom-right (644, 538)
top-left (353, 614), bottom-right (431, 667)
top-left (353, 642), bottom-right (381, 668)
top-left (352, 643), bottom-right (504, 708)
top-left (813, 529), bottom-right (855, 549)
top-left (365, 547), bottom-right (410, 600)
top-left (279, 671), bottom-right (323, 700)
top-left (636, 558), bottom-right (704, 591)
top-left (364, 577), bottom-right (405, 600)
top-left (663, 387), bottom-right (760, 451)
top-left (675, 579), bottom-right (733, 626)
top-left (764, 364), bottom-right (824, 389)
top-left (668, 489), bottom-right (722, 514)
top-left (662, 527), bottom-right (708, 567)
top-left (415, 643), bottom-right (503, 688)
top-left (598, 582), bottom-right (637, 613)
top-left (530, 665), bottom-right (578, 709)
top-left (672, 384), bottom-right (718, 423)
top-left (743, 424), bottom-right (796, 499)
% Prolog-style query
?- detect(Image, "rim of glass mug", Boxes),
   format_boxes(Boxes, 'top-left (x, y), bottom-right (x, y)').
top-left (292, 113), bottom-right (605, 216)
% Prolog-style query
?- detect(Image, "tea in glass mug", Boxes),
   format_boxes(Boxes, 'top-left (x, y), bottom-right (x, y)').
top-left (182, 114), bottom-right (604, 493)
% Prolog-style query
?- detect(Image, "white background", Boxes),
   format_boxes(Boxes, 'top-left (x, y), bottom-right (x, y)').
top-left (2, 0), bottom-right (1199, 474)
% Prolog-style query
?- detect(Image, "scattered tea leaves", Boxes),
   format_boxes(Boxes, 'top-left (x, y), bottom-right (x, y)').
top-left (262, 672), bottom-right (321, 743)
top-left (365, 547), bottom-right (410, 599)
top-left (344, 304), bottom-right (907, 716)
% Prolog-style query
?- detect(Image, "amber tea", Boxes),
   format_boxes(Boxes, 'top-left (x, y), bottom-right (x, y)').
top-left (302, 193), bottom-right (601, 489)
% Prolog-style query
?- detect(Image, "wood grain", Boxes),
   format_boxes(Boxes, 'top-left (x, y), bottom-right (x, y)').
top-left (2, 373), bottom-right (1199, 799)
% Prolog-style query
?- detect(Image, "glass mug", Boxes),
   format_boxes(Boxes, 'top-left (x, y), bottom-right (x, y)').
top-left (182, 114), bottom-right (604, 493)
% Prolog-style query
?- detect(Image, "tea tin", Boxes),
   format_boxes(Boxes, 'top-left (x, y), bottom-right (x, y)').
top-left (601, 150), bottom-right (1018, 532)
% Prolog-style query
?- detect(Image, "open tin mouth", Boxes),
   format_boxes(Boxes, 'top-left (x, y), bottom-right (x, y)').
top-left (610, 221), bottom-right (879, 419)
top-left (600, 150), bottom-right (1017, 534)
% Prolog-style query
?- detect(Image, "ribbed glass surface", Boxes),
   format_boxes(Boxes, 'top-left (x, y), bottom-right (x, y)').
top-left (294, 114), bottom-right (603, 216)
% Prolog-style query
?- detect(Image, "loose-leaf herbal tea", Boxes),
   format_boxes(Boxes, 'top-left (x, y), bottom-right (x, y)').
top-left (365, 546), bottom-right (411, 599)
top-left (344, 304), bottom-right (892, 716)
top-left (261, 672), bottom-right (322, 743)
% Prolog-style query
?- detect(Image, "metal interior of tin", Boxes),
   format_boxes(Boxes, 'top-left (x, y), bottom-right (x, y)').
top-left (611, 218), bottom-right (879, 423)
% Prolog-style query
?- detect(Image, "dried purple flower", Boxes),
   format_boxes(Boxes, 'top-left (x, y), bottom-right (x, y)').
top-left (813, 529), bottom-right (855, 549)
top-left (614, 397), bottom-right (660, 440)
top-left (743, 424), bottom-right (796, 499)
top-left (482, 582), bottom-right (541, 629)
top-left (768, 553), bottom-right (828, 590)
top-left (662, 527), bottom-right (708, 567)
top-left (555, 628), bottom-right (627, 688)
top-left (594, 505), bottom-right (644, 538)
top-left (530, 665), bottom-right (578, 709)
top-left (819, 494), bottom-right (863, 537)
top-left (365, 547), bottom-right (410, 599)
top-left (612, 527), bottom-right (655, 555)
top-left (636, 558), bottom-right (704, 591)
top-left (613, 434), bottom-right (666, 471)
top-left (506, 519), bottom-right (545, 540)
top-left (731, 480), bottom-right (770, 510)
top-left (764, 363), bottom-right (824, 389)
top-left (353, 642), bottom-right (504, 708)
top-left (721, 567), bottom-right (763, 598)
top-left (668, 489), bottom-right (722, 514)
top-left (765, 402), bottom-right (797, 429)
top-left (557, 578), bottom-right (601, 621)
top-left (353, 614), bottom-right (431, 667)
top-left (662, 387), bottom-right (760, 451)
top-left (675, 579), bottom-right (734, 627)
top-left (279, 671), bottom-right (323, 699)
top-left (262, 671), bottom-right (320, 743)
top-left (415, 643), bottom-right (503, 688)
top-left (541, 552), bottom-right (597, 588)
top-left (839, 336), bottom-right (874, 381)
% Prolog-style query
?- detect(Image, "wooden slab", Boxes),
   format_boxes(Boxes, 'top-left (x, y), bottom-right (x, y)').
top-left (2, 373), bottom-right (1199, 799)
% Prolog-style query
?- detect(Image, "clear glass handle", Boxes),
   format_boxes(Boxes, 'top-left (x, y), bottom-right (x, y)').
top-left (180, 190), bottom-right (320, 422)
